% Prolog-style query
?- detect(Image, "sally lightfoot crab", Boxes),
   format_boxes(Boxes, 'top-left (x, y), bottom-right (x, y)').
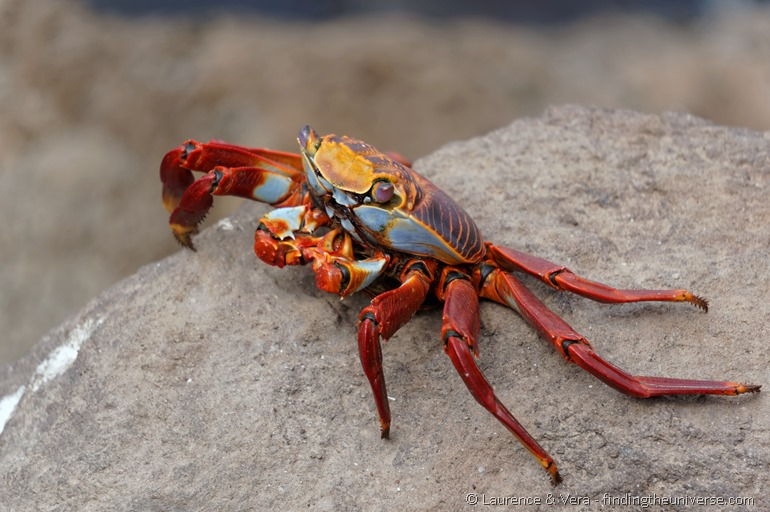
top-left (160, 126), bottom-right (760, 484)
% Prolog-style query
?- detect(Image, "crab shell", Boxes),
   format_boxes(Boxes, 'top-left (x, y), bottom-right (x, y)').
top-left (298, 125), bottom-right (485, 266)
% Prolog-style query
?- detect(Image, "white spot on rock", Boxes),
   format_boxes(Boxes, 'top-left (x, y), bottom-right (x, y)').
top-left (0, 386), bottom-right (26, 435)
top-left (0, 315), bottom-right (104, 436)
top-left (216, 217), bottom-right (235, 231)
top-left (30, 317), bottom-right (104, 392)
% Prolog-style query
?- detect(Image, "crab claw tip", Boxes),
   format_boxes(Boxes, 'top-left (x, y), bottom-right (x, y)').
top-left (162, 192), bottom-right (180, 214)
top-left (171, 224), bottom-right (197, 251)
top-left (160, 147), bottom-right (195, 213)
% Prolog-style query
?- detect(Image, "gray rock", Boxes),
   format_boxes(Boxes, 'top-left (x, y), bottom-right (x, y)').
top-left (1, 106), bottom-right (767, 511)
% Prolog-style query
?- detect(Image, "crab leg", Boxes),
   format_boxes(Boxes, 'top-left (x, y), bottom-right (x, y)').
top-left (488, 245), bottom-right (708, 311)
top-left (161, 139), bottom-right (302, 213)
top-left (310, 252), bottom-right (389, 297)
top-left (169, 164), bottom-right (308, 249)
top-left (481, 268), bottom-right (760, 397)
top-left (167, 172), bottom-right (216, 249)
top-left (357, 262), bottom-right (434, 439)
top-left (440, 274), bottom-right (561, 485)
top-left (162, 140), bottom-right (307, 249)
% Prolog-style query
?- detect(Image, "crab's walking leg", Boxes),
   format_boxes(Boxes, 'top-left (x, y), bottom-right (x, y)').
top-left (440, 274), bottom-right (561, 485)
top-left (481, 268), bottom-right (760, 397)
top-left (489, 245), bottom-right (708, 311)
top-left (357, 262), bottom-right (434, 439)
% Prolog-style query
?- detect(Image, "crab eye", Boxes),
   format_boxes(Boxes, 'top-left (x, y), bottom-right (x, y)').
top-left (371, 181), bottom-right (394, 203)
top-left (298, 125), bottom-right (321, 153)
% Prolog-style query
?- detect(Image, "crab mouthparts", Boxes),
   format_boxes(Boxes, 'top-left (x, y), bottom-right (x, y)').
top-left (323, 193), bottom-right (354, 221)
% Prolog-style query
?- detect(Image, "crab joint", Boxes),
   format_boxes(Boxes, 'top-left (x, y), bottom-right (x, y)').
top-left (311, 256), bottom-right (387, 297)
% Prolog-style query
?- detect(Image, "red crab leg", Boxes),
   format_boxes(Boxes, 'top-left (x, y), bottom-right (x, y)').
top-left (441, 275), bottom-right (561, 485)
top-left (170, 166), bottom-right (304, 249)
top-left (160, 148), bottom-right (195, 214)
top-left (161, 139), bottom-right (302, 213)
top-left (163, 140), bottom-right (307, 249)
top-left (168, 172), bottom-right (216, 249)
top-left (488, 245), bottom-right (708, 311)
top-left (481, 268), bottom-right (760, 397)
top-left (357, 261), bottom-right (434, 439)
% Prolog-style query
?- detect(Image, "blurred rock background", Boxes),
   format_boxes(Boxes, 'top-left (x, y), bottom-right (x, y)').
top-left (0, 0), bottom-right (768, 365)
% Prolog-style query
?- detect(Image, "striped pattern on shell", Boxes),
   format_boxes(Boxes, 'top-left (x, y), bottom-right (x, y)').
top-left (409, 172), bottom-right (485, 264)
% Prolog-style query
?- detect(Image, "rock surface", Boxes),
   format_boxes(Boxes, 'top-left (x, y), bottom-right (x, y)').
top-left (1, 106), bottom-right (767, 511)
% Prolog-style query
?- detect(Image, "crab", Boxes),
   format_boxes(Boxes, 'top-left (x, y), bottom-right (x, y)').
top-left (160, 126), bottom-right (760, 484)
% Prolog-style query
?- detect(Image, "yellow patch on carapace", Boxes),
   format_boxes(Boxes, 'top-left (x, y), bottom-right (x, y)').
top-left (305, 131), bottom-right (419, 211)
top-left (313, 138), bottom-right (379, 194)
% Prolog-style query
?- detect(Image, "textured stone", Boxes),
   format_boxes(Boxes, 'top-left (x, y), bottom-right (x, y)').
top-left (1, 106), bottom-right (767, 511)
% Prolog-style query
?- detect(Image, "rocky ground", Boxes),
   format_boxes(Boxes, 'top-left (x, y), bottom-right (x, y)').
top-left (1, 1), bottom-right (769, 368)
top-left (1, 106), bottom-right (767, 510)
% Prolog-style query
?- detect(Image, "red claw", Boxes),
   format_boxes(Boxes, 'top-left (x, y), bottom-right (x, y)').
top-left (163, 138), bottom-right (309, 250)
top-left (311, 256), bottom-right (345, 295)
top-left (160, 146), bottom-right (195, 214)
top-left (253, 229), bottom-right (308, 268)
top-left (169, 172), bottom-right (215, 250)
